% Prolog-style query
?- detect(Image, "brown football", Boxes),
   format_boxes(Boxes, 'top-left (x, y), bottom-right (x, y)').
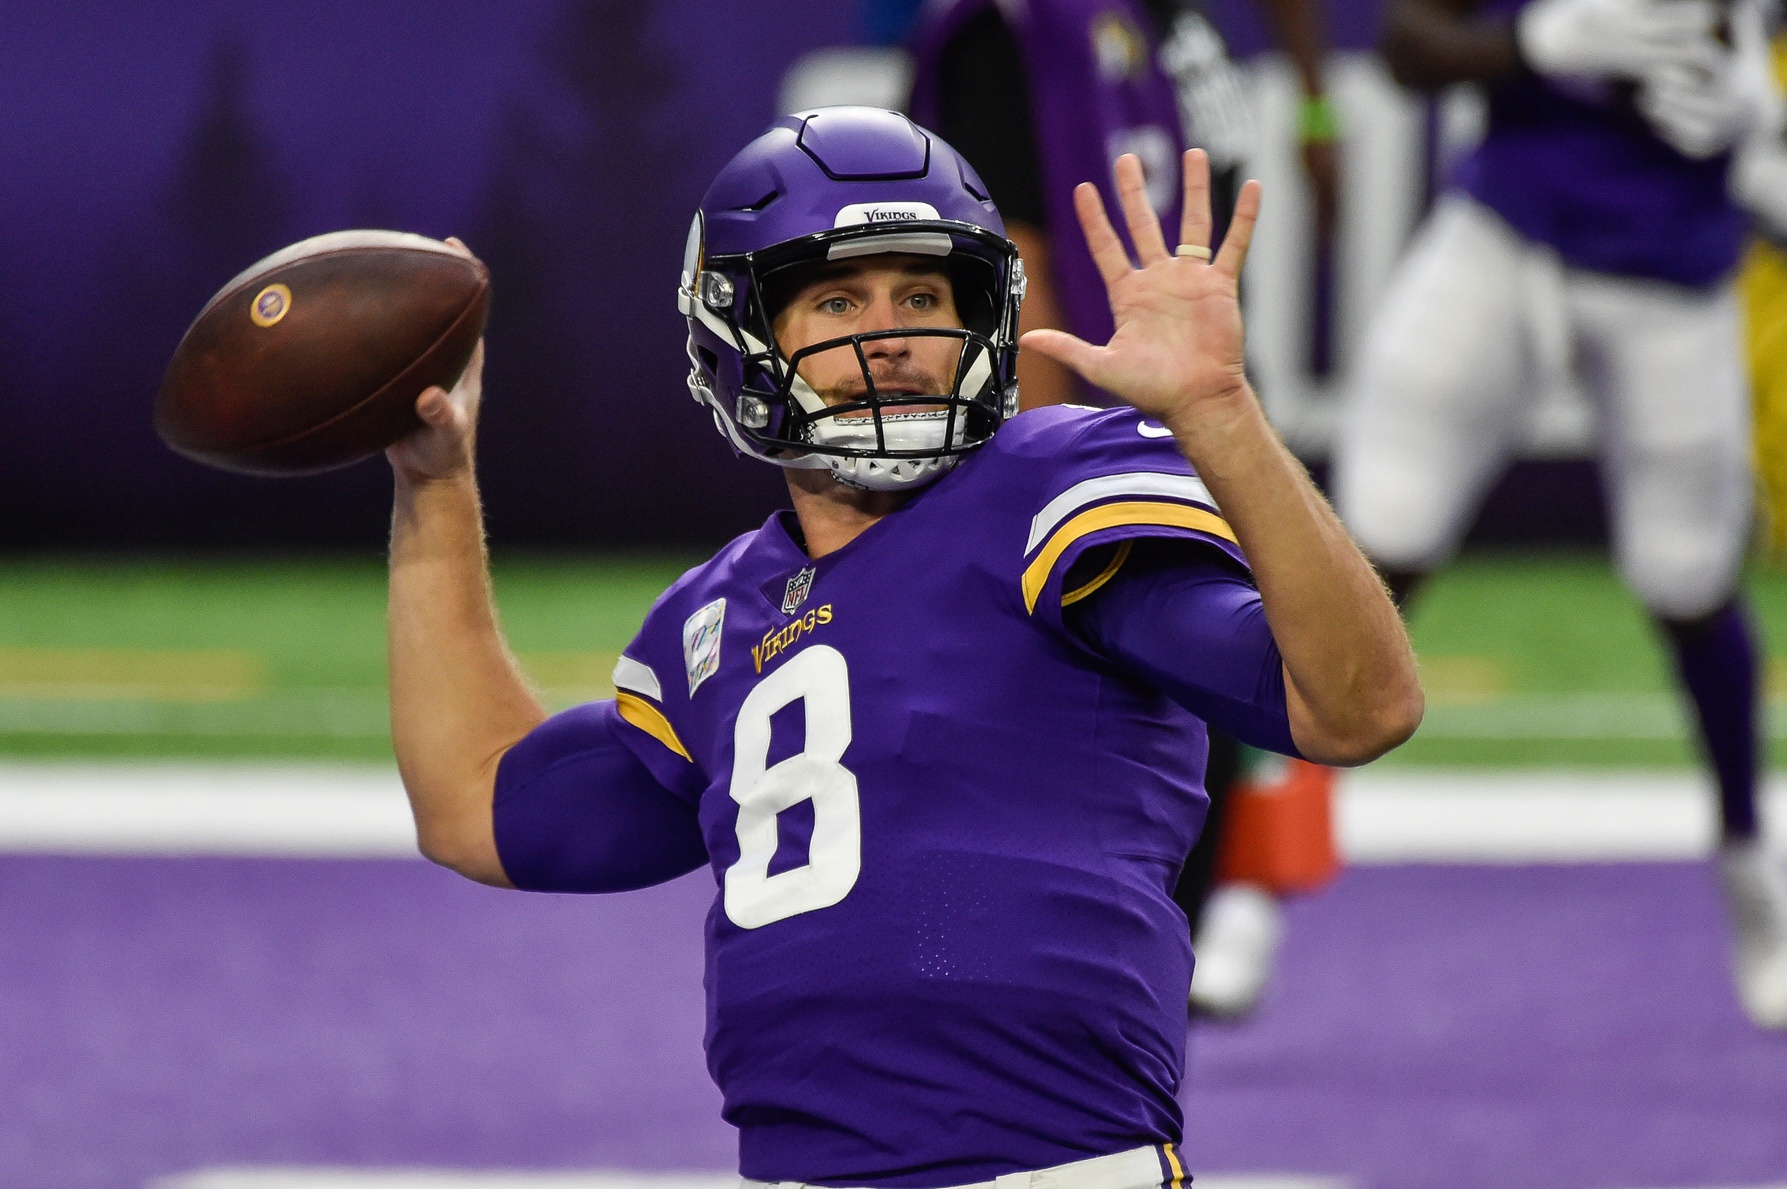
top-left (155, 230), bottom-right (491, 476)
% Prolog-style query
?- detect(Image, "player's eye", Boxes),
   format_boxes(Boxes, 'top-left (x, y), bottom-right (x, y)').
top-left (818, 296), bottom-right (853, 316)
top-left (907, 292), bottom-right (936, 311)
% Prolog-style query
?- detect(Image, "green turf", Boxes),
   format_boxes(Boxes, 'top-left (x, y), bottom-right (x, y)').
top-left (0, 548), bottom-right (1781, 765)
top-left (0, 554), bottom-right (698, 760)
top-left (1393, 552), bottom-right (1787, 766)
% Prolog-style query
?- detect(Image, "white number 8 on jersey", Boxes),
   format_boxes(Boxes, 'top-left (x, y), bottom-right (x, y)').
top-left (724, 645), bottom-right (861, 929)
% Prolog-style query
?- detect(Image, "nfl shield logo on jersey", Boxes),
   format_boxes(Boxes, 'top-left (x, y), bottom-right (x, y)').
top-left (781, 566), bottom-right (816, 616)
top-left (682, 597), bottom-right (726, 696)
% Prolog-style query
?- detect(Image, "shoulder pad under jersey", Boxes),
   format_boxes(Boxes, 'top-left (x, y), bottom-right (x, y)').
top-left (981, 404), bottom-right (1247, 627)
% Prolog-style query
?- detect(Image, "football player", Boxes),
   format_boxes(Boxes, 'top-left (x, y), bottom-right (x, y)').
top-left (386, 108), bottom-right (1420, 1185)
top-left (1330, 0), bottom-right (1787, 1026)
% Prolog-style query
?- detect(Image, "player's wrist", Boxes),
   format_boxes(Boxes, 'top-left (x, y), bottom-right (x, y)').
top-left (1512, 0), bottom-right (1598, 78)
top-left (1511, 1), bottom-right (1579, 77)
top-left (1507, 12), bottom-right (1538, 76)
top-left (1297, 94), bottom-right (1340, 144)
top-left (1155, 381), bottom-right (1263, 447)
top-left (391, 456), bottom-right (478, 497)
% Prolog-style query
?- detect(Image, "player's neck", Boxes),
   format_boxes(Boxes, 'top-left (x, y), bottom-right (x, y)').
top-left (784, 470), bottom-right (907, 558)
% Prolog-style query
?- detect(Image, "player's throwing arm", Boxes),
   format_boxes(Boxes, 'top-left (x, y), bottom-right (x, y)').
top-left (1024, 151), bottom-right (1423, 764)
top-left (385, 243), bottom-right (542, 886)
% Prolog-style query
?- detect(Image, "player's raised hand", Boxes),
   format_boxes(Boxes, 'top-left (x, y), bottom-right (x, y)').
top-left (1021, 150), bottom-right (1261, 433)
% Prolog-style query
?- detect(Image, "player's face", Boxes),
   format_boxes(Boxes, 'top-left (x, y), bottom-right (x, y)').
top-left (771, 257), bottom-right (964, 410)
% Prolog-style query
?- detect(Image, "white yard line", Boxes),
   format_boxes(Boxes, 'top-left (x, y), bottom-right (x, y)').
top-left (0, 763), bottom-right (417, 857)
top-left (1338, 770), bottom-right (1786, 863)
top-left (0, 763), bottom-right (1781, 863)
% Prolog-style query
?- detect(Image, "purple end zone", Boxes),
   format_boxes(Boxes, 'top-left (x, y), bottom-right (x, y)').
top-left (1184, 865), bottom-right (1787, 1187)
top-left (0, 858), bottom-right (729, 1188)
top-left (2, 859), bottom-right (1785, 1188)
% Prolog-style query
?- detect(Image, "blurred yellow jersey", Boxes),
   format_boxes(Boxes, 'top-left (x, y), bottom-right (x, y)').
top-left (1747, 35), bottom-right (1787, 552)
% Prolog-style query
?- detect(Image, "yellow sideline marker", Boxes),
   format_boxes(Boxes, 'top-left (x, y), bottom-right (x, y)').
top-left (1416, 655), bottom-right (1511, 705)
top-left (0, 648), bottom-right (263, 702)
top-left (517, 650), bottom-right (621, 707)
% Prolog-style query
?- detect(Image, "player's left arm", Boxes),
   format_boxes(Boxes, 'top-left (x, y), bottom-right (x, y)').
top-left (1252, 0), bottom-right (1340, 244)
top-left (1024, 150), bottom-right (1422, 766)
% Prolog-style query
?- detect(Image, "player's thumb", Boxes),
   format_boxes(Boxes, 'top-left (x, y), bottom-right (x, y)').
top-left (1021, 329), bottom-right (1102, 382)
top-left (416, 387), bottom-right (454, 427)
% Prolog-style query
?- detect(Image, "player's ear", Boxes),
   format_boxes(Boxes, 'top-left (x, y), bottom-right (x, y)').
top-left (761, 266), bottom-right (811, 355)
top-left (768, 302), bottom-right (797, 357)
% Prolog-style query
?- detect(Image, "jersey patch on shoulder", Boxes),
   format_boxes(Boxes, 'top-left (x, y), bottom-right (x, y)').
top-left (682, 597), bottom-right (727, 696)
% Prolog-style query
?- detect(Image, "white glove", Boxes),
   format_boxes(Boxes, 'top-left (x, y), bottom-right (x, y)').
top-left (1516, 0), bottom-right (1722, 78)
top-left (1637, 0), bottom-right (1782, 159)
top-left (1640, 65), bottom-right (1757, 157)
top-left (1732, 130), bottom-right (1787, 240)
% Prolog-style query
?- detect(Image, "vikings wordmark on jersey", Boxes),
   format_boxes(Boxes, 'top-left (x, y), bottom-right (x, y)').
top-left (751, 603), bottom-right (833, 674)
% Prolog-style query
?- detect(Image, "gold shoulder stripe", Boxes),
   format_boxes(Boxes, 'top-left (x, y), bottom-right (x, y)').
top-left (1022, 500), bottom-right (1237, 613)
top-left (615, 691), bottom-right (692, 761)
top-left (1060, 540), bottom-right (1133, 607)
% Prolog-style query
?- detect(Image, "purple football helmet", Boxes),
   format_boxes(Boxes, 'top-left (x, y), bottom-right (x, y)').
top-left (679, 107), bottom-right (1024, 490)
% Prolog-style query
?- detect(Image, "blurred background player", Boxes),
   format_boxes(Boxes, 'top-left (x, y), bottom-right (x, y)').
top-left (906, 0), bottom-right (1341, 1019)
top-left (1331, 0), bottom-right (1787, 1027)
top-left (1737, 5), bottom-right (1787, 554)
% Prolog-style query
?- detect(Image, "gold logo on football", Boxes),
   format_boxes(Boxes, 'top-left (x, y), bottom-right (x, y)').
top-left (249, 283), bottom-right (292, 328)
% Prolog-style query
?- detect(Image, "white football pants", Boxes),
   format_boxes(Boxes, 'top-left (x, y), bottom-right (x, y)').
top-left (1333, 195), bottom-right (1753, 620)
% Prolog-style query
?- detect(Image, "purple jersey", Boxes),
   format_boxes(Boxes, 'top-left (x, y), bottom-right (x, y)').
top-left (1456, 0), bottom-right (1746, 287)
top-left (909, 0), bottom-right (1188, 345)
top-left (604, 405), bottom-right (1246, 1186)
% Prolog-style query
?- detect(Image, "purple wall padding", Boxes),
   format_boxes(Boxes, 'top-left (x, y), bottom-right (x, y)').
top-left (0, 0), bottom-right (853, 549)
top-left (1203, 0), bottom-right (1388, 56)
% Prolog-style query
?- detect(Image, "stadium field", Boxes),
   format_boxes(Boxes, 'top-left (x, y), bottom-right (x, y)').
top-left (2, 549), bottom-right (1785, 766)
top-left (5, 552), bottom-right (1785, 1186)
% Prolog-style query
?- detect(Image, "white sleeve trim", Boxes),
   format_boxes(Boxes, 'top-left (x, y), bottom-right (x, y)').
top-left (612, 654), bottom-right (663, 702)
top-left (1026, 471), bottom-right (1219, 553)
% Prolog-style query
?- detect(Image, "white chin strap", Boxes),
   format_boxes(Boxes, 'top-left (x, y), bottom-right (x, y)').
top-left (812, 409), bottom-right (968, 491)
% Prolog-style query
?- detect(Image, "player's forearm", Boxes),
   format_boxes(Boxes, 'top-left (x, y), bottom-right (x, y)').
top-left (1382, 0), bottom-right (1519, 89)
top-left (1255, 0), bottom-right (1330, 97)
top-left (1162, 389), bottom-right (1422, 765)
top-left (388, 471), bottom-right (541, 884)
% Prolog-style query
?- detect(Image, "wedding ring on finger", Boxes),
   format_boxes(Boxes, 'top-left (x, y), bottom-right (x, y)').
top-left (1176, 245), bottom-right (1212, 261)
